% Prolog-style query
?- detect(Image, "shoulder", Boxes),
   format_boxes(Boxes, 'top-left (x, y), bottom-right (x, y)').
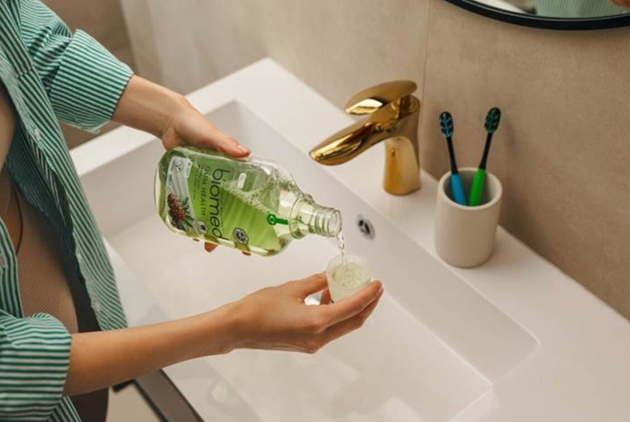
top-left (7, 0), bottom-right (71, 53)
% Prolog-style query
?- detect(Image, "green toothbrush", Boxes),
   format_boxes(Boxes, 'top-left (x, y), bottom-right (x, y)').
top-left (469, 107), bottom-right (501, 206)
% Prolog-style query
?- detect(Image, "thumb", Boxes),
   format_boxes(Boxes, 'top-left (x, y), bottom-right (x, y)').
top-left (178, 113), bottom-right (250, 158)
top-left (200, 129), bottom-right (250, 158)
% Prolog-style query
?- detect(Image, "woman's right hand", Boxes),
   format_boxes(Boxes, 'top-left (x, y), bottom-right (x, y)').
top-left (222, 273), bottom-right (383, 354)
top-left (65, 273), bottom-right (382, 396)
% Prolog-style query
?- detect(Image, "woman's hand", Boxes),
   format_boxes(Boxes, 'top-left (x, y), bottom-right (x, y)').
top-left (224, 274), bottom-right (384, 353)
top-left (65, 273), bottom-right (383, 395)
top-left (113, 75), bottom-right (250, 253)
top-left (166, 101), bottom-right (251, 254)
top-left (160, 94), bottom-right (250, 253)
top-left (159, 95), bottom-right (250, 157)
top-left (114, 75), bottom-right (250, 157)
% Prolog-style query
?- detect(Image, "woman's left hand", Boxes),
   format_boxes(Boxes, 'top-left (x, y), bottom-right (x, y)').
top-left (114, 75), bottom-right (250, 157)
top-left (113, 75), bottom-right (251, 254)
top-left (160, 96), bottom-right (250, 157)
top-left (161, 98), bottom-right (253, 255)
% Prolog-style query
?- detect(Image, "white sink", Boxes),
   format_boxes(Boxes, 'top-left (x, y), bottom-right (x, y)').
top-left (79, 103), bottom-right (535, 421)
top-left (74, 59), bottom-right (630, 422)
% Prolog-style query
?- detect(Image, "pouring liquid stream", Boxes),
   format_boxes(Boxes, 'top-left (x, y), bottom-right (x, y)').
top-left (337, 231), bottom-right (346, 264)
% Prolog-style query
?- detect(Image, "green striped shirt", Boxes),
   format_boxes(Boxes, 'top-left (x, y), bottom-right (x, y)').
top-left (0, 0), bottom-right (133, 420)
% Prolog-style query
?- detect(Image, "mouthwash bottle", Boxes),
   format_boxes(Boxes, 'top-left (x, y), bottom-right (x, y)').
top-left (155, 147), bottom-right (342, 256)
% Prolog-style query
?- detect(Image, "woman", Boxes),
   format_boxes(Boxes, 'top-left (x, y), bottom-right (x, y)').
top-left (0, 1), bottom-right (384, 421)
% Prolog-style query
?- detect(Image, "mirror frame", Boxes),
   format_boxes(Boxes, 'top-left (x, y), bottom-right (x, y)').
top-left (443, 0), bottom-right (630, 30)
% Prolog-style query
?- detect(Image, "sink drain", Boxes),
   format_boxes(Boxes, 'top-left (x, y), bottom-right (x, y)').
top-left (357, 216), bottom-right (375, 240)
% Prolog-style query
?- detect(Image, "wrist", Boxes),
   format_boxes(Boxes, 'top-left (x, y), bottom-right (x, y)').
top-left (187, 301), bottom-right (244, 358)
top-left (113, 76), bottom-right (189, 138)
top-left (150, 87), bottom-right (188, 139)
top-left (159, 91), bottom-right (189, 134)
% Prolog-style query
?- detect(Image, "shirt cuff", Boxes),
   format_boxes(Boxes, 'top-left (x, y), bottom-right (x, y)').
top-left (49, 30), bottom-right (134, 133)
top-left (0, 313), bottom-right (72, 421)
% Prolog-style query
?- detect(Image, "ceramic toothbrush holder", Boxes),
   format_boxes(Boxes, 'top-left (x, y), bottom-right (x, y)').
top-left (435, 167), bottom-right (503, 268)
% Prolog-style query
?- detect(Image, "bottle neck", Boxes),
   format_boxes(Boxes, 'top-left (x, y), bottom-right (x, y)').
top-left (290, 196), bottom-right (342, 239)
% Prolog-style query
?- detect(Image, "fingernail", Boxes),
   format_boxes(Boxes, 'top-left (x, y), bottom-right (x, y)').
top-left (237, 145), bottom-right (250, 154)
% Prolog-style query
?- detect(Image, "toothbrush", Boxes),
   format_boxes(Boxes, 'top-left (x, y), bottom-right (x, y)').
top-left (439, 112), bottom-right (467, 206)
top-left (468, 107), bottom-right (501, 206)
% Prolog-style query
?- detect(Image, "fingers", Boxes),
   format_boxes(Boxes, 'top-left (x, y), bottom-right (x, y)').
top-left (181, 113), bottom-right (250, 158)
top-left (163, 98), bottom-right (251, 157)
top-left (206, 132), bottom-right (250, 158)
top-left (204, 242), bottom-right (251, 256)
top-left (291, 273), bottom-right (328, 297)
top-left (204, 243), bottom-right (218, 253)
top-left (314, 280), bottom-right (383, 327)
top-left (320, 289), bottom-right (382, 346)
top-left (320, 288), bottom-right (331, 305)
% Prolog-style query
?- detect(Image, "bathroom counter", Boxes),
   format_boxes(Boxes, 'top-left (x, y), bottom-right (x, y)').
top-left (73, 59), bottom-right (630, 422)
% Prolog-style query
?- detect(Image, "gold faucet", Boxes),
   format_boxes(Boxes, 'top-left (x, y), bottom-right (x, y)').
top-left (309, 81), bottom-right (421, 195)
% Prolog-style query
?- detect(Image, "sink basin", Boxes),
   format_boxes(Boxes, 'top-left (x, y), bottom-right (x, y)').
top-left (79, 98), bottom-right (536, 422)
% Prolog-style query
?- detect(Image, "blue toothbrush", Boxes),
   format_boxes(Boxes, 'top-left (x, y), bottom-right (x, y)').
top-left (439, 112), bottom-right (467, 206)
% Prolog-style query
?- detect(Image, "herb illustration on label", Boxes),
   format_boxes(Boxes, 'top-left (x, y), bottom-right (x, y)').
top-left (167, 193), bottom-right (193, 230)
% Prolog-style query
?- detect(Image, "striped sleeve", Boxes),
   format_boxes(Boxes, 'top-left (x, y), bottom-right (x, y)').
top-left (0, 311), bottom-right (72, 421)
top-left (18, 0), bottom-right (133, 133)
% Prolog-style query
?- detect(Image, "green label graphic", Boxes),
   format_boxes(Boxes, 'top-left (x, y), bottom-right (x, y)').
top-left (267, 214), bottom-right (289, 226)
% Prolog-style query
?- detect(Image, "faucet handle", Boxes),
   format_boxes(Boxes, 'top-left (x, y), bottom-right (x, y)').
top-left (345, 81), bottom-right (417, 115)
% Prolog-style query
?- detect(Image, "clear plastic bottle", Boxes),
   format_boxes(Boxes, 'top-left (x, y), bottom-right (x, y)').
top-left (155, 146), bottom-right (342, 256)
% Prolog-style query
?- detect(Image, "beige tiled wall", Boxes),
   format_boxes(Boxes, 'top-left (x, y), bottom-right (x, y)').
top-left (121, 0), bottom-right (431, 104)
top-left (120, 0), bottom-right (630, 320)
top-left (422, 2), bottom-right (630, 319)
top-left (43, 0), bottom-right (136, 148)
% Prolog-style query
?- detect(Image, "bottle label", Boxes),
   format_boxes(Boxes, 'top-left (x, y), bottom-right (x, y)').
top-left (165, 155), bottom-right (236, 240)
top-left (233, 227), bottom-right (249, 245)
top-left (161, 151), bottom-right (285, 254)
top-left (165, 156), bottom-right (199, 233)
top-left (237, 172), bottom-right (247, 189)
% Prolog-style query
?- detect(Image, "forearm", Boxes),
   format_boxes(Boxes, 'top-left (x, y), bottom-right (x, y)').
top-left (64, 303), bottom-right (238, 396)
top-left (112, 75), bottom-right (187, 138)
top-left (64, 274), bottom-right (383, 396)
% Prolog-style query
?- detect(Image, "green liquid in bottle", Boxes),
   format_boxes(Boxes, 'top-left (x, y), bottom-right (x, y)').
top-left (155, 147), bottom-right (342, 256)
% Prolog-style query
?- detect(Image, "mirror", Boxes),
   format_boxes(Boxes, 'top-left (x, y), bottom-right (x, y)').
top-left (444, 0), bottom-right (630, 30)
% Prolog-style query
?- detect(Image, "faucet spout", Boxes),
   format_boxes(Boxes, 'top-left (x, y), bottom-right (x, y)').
top-left (309, 116), bottom-right (388, 165)
top-left (309, 82), bottom-right (421, 196)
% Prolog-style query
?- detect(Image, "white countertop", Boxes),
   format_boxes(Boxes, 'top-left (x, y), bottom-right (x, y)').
top-left (73, 59), bottom-right (630, 422)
